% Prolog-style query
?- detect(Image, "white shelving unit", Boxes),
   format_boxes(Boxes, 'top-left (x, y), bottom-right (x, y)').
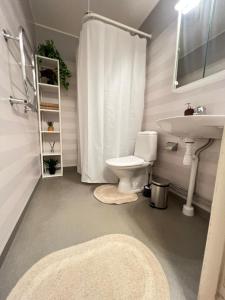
top-left (35, 55), bottom-right (63, 178)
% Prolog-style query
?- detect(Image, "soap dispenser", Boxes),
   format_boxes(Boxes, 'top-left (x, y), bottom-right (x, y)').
top-left (184, 103), bottom-right (194, 116)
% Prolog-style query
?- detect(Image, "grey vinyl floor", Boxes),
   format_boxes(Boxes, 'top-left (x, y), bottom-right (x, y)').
top-left (0, 168), bottom-right (209, 300)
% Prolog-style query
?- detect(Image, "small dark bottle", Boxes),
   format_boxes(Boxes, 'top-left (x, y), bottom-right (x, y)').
top-left (184, 103), bottom-right (194, 116)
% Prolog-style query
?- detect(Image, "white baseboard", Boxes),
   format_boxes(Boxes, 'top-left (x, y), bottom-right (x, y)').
top-left (170, 184), bottom-right (212, 213)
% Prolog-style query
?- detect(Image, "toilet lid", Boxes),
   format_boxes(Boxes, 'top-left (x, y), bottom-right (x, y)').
top-left (106, 156), bottom-right (145, 167)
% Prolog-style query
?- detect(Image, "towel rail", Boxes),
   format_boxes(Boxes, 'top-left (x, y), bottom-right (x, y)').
top-left (9, 97), bottom-right (28, 105)
top-left (8, 96), bottom-right (36, 113)
top-left (2, 27), bottom-right (37, 112)
top-left (18, 27), bottom-right (36, 93)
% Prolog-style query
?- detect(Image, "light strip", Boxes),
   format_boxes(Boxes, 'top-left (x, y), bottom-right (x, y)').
top-left (175, 0), bottom-right (201, 14)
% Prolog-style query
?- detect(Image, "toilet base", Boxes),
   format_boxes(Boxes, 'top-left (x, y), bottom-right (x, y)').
top-left (115, 167), bottom-right (150, 194)
top-left (118, 177), bottom-right (133, 193)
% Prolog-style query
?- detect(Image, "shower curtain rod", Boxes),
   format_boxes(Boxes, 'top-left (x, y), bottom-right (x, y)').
top-left (83, 12), bottom-right (152, 39)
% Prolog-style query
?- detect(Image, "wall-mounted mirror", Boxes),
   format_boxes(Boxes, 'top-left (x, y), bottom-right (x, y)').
top-left (173, 0), bottom-right (225, 91)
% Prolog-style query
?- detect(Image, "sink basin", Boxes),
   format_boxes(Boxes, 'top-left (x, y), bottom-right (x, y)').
top-left (157, 115), bottom-right (225, 139)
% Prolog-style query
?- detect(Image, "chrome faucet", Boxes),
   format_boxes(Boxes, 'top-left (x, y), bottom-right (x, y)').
top-left (193, 106), bottom-right (206, 115)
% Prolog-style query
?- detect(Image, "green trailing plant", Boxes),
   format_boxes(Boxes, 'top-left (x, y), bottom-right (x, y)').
top-left (44, 158), bottom-right (58, 175)
top-left (37, 40), bottom-right (71, 90)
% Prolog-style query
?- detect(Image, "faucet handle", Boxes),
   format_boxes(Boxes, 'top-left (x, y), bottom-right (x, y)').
top-left (193, 106), bottom-right (206, 115)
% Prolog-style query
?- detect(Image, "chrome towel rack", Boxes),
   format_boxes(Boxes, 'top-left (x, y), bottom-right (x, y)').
top-left (8, 96), bottom-right (33, 113)
top-left (2, 27), bottom-right (37, 113)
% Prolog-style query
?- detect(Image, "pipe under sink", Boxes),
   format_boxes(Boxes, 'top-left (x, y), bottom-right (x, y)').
top-left (182, 138), bottom-right (214, 216)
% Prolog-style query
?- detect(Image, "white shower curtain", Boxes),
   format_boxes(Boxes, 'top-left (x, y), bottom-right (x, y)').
top-left (77, 19), bottom-right (147, 183)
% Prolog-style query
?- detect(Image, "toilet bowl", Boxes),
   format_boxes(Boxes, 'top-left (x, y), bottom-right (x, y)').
top-left (106, 131), bottom-right (157, 193)
top-left (106, 156), bottom-right (151, 193)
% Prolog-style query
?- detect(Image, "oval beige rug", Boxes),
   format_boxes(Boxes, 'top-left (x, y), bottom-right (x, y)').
top-left (94, 184), bottom-right (138, 204)
top-left (7, 234), bottom-right (170, 300)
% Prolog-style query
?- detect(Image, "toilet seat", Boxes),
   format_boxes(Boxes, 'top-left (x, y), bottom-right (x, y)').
top-left (106, 156), bottom-right (145, 167)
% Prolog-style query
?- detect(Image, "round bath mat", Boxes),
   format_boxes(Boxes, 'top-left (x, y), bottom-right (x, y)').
top-left (94, 184), bottom-right (138, 204)
top-left (7, 234), bottom-right (170, 300)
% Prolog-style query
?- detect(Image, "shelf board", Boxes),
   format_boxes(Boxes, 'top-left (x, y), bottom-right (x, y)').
top-left (38, 82), bottom-right (59, 93)
top-left (40, 108), bottom-right (59, 113)
top-left (41, 130), bottom-right (60, 134)
top-left (36, 56), bottom-right (58, 71)
top-left (36, 55), bottom-right (58, 63)
top-left (43, 169), bottom-right (62, 178)
top-left (42, 152), bottom-right (61, 156)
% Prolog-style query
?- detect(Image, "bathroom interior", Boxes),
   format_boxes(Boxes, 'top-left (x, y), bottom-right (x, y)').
top-left (1, 0), bottom-right (225, 299)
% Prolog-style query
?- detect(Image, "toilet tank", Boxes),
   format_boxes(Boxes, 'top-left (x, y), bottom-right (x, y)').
top-left (134, 131), bottom-right (157, 162)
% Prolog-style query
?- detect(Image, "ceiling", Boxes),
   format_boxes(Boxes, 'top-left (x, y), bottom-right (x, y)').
top-left (29, 0), bottom-right (159, 37)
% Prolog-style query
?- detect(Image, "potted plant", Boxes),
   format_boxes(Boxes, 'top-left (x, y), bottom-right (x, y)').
top-left (37, 40), bottom-right (71, 90)
top-left (47, 121), bottom-right (54, 131)
top-left (44, 159), bottom-right (58, 175)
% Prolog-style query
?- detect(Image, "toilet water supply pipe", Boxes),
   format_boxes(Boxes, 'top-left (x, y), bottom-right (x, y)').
top-left (183, 138), bottom-right (214, 216)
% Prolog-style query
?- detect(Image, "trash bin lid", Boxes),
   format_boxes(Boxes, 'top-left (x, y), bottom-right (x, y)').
top-left (152, 177), bottom-right (170, 187)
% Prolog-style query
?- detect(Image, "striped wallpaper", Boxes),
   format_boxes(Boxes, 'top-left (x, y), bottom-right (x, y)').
top-left (61, 60), bottom-right (77, 167)
top-left (0, 0), bottom-right (40, 255)
top-left (142, 19), bottom-right (225, 211)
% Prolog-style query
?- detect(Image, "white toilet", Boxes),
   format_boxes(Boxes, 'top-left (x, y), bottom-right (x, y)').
top-left (106, 131), bottom-right (157, 193)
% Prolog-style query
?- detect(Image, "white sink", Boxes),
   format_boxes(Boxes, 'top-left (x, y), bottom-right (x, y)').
top-left (156, 114), bottom-right (225, 217)
top-left (157, 115), bottom-right (225, 139)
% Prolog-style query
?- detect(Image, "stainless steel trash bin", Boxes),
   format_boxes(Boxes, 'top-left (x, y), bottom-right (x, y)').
top-left (150, 177), bottom-right (170, 209)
